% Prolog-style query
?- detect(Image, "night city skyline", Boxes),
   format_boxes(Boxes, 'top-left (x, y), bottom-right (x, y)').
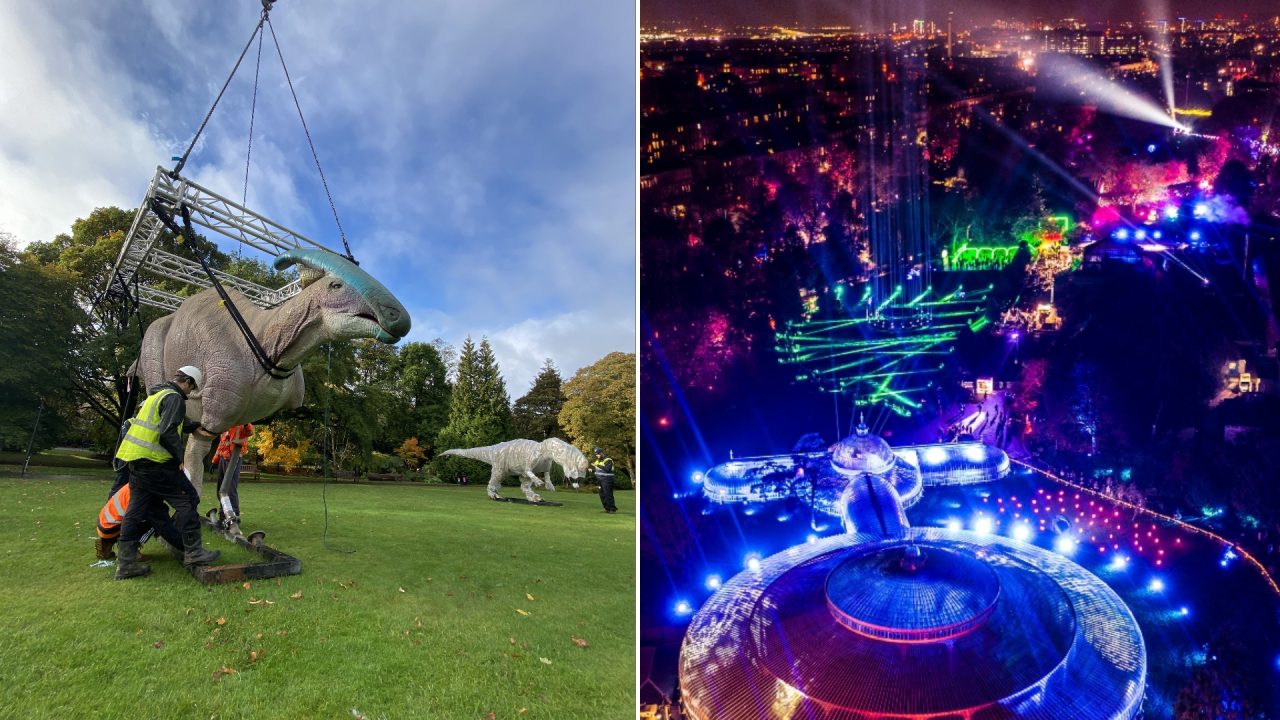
top-left (642, 0), bottom-right (1280, 31)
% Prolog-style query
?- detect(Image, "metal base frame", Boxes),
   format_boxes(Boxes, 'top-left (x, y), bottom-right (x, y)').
top-left (189, 516), bottom-right (302, 583)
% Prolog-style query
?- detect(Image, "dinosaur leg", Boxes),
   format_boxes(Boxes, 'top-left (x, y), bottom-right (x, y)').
top-left (487, 467), bottom-right (504, 500)
top-left (182, 431), bottom-right (217, 501)
top-left (520, 470), bottom-right (544, 503)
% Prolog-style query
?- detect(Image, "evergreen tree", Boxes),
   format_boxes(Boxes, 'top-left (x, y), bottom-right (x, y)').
top-left (432, 337), bottom-right (512, 481)
top-left (512, 359), bottom-right (566, 440)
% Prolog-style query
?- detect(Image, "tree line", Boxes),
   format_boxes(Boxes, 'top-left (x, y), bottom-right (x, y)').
top-left (0, 208), bottom-right (635, 485)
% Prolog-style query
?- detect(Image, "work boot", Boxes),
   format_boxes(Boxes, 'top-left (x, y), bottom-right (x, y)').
top-left (95, 537), bottom-right (116, 560)
top-left (114, 541), bottom-right (151, 580)
top-left (181, 530), bottom-right (221, 567)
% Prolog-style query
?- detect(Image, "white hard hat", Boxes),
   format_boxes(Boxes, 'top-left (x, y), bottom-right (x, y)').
top-left (177, 365), bottom-right (203, 389)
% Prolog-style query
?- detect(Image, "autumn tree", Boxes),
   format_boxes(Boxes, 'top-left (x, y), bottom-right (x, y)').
top-left (395, 437), bottom-right (428, 471)
top-left (560, 352), bottom-right (636, 483)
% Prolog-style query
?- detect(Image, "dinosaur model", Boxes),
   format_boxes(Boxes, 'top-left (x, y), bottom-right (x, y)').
top-left (442, 438), bottom-right (589, 503)
top-left (135, 248), bottom-right (411, 498)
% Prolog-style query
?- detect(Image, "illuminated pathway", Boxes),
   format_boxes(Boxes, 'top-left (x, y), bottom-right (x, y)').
top-left (1010, 458), bottom-right (1280, 598)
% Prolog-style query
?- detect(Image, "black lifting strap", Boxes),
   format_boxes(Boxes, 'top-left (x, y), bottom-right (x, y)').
top-left (148, 199), bottom-right (295, 380)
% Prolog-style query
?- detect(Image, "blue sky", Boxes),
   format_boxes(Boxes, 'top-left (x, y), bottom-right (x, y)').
top-left (0, 0), bottom-right (636, 394)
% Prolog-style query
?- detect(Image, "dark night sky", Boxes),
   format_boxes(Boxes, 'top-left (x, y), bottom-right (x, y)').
top-left (641, 0), bottom-right (1280, 29)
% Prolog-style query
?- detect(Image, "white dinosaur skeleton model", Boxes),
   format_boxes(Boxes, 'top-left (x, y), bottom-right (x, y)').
top-left (135, 248), bottom-right (411, 502)
top-left (442, 438), bottom-right (589, 502)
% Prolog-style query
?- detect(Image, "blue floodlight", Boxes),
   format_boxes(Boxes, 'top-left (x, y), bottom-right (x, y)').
top-left (1148, 577), bottom-right (1165, 592)
top-left (1179, 606), bottom-right (1190, 617)
top-left (705, 574), bottom-right (722, 590)
top-left (806, 534), bottom-right (819, 544)
top-left (963, 445), bottom-right (987, 463)
top-left (1189, 230), bottom-right (1202, 241)
top-left (1054, 535), bottom-right (1078, 555)
top-left (923, 446), bottom-right (949, 465)
top-left (1152, 230), bottom-right (1163, 239)
top-left (1114, 228), bottom-right (1130, 240)
top-left (691, 471), bottom-right (704, 483)
top-left (973, 516), bottom-right (995, 536)
top-left (946, 518), bottom-right (963, 532)
top-left (1109, 554), bottom-right (1129, 571)
top-left (1193, 202), bottom-right (1209, 218)
top-left (1134, 228), bottom-right (1147, 240)
top-left (745, 554), bottom-right (762, 572)
top-left (674, 599), bottom-right (693, 616)
top-left (1012, 522), bottom-right (1034, 543)
top-left (1146, 143), bottom-right (1157, 153)
top-left (1163, 204), bottom-right (1179, 219)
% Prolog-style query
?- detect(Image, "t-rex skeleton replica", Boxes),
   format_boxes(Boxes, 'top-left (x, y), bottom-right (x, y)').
top-left (442, 438), bottom-right (589, 503)
top-left (135, 248), bottom-right (410, 500)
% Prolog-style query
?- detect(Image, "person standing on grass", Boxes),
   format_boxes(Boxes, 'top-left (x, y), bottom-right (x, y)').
top-left (211, 423), bottom-right (253, 520)
top-left (590, 447), bottom-right (617, 514)
top-left (113, 366), bottom-right (220, 580)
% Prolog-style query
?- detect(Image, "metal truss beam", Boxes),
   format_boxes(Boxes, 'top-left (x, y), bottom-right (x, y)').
top-left (104, 167), bottom-right (337, 313)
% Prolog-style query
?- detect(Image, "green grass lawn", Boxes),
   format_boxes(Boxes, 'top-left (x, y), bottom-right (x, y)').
top-left (0, 472), bottom-right (636, 719)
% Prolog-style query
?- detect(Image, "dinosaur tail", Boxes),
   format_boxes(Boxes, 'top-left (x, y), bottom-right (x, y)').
top-left (441, 447), bottom-right (495, 464)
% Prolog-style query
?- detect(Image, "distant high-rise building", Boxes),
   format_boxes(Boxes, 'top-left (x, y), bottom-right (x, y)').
top-left (947, 12), bottom-right (954, 61)
top-left (1157, 19), bottom-right (1169, 35)
top-left (1178, 17), bottom-right (1187, 33)
top-left (912, 19), bottom-right (925, 36)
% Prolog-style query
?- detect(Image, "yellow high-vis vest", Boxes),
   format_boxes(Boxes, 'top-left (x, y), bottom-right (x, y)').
top-left (115, 388), bottom-right (183, 464)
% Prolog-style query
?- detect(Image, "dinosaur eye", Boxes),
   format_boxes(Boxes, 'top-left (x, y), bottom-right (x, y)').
top-left (329, 280), bottom-right (343, 290)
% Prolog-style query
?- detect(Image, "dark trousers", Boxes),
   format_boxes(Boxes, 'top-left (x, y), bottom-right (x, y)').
top-left (598, 474), bottom-right (617, 512)
top-left (215, 453), bottom-right (242, 516)
top-left (120, 461), bottom-right (202, 549)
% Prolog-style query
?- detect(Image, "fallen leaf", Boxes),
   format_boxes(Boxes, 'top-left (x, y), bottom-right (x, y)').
top-left (415, 617), bottom-right (423, 628)
top-left (571, 635), bottom-right (589, 649)
top-left (152, 641), bottom-right (165, 649)
top-left (215, 617), bottom-right (226, 626)
top-left (242, 582), bottom-right (251, 590)
top-left (516, 608), bottom-right (530, 616)
top-left (509, 637), bottom-right (516, 645)
top-left (135, 628), bottom-right (144, 637)
top-left (212, 666), bottom-right (238, 681)
top-left (290, 590), bottom-right (303, 600)
top-left (526, 592), bottom-right (535, 601)
top-left (204, 642), bottom-right (215, 649)
top-left (330, 594), bottom-right (339, 600)
top-left (487, 713), bottom-right (496, 720)
top-left (398, 587), bottom-right (406, 593)
top-left (519, 709), bottom-right (528, 715)
top-left (539, 657), bottom-right (552, 665)
top-left (255, 633), bottom-right (263, 640)
top-left (249, 649), bottom-right (261, 663)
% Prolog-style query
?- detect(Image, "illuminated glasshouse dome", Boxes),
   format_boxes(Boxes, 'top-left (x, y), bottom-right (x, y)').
top-left (830, 423), bottom-right (897, 476)
top-left (679, 529), bottom-right (1146, 720)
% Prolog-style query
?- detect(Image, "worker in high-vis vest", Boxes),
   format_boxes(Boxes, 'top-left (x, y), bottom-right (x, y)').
top-left (590, 447), bottom-right (618, 514)
top-left (113, 366), bottom-right (220, 579)
top-left (95, 483), bottom-right (183, 562)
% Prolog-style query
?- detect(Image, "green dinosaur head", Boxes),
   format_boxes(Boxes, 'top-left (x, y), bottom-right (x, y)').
top-left (274, 249), bottom-right (411, 343)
